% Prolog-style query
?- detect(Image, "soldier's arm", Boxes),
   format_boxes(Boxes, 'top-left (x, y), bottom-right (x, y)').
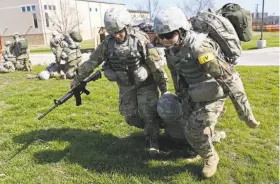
top-left (9, 43), bottom-right (15, 55)
top-left (64, 34), bottom-right (79, 49)
top-left (195, 39), bottom-right (232, 78)
top-left (50, 40), bottom-right (58, 55)
top-left (74, 42), bottom-right (106, 83)
top-left (139, 40), bottom-right (168, 94)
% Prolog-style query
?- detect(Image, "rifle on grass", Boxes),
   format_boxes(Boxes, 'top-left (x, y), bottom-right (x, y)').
top-left (38, 70), bottom-right (102, 120)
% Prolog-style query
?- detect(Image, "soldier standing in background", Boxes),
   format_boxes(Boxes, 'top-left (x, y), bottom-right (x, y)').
top-left (10, 33), bottom-right (32, 71)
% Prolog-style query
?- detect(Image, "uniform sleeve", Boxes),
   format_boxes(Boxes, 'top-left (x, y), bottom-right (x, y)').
top-left (9, 42), bottom-right (15, 54)
top-left (195, 38), bottom-right (232, 78)
top-left (74, 41), bottom-right (106, 83)
top-left (64, 34), bottom-right (79, 49)
top-left (50, 41), bottom-right (57, 54)
top-left (139, 40), bottom-right (168, 93)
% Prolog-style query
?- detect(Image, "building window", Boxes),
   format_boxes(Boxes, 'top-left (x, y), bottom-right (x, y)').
top-left (45, 13), bottom-right (50, 27)
top-left (32, 5), bottom-right (36, 11)
top-left (33, 13), bottom-right (38, 28)
top-left (95, 8), bottom-right (98, 12)
top-left (44, 5), bottom-right (47, 10)
top-left (27, 6), bottom-right (31, 11)
top-left (52, 5), bottom-right (56, 10)
top-left (48, 5), bottom-right (52, 10)
top-left (89, 8), bottom-right (92, 12)
top-left (22, 7), bottom-right (26, 12)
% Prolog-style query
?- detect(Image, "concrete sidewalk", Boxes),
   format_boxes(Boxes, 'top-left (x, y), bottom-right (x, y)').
top-left (236, 47), bottom-right (279, 66)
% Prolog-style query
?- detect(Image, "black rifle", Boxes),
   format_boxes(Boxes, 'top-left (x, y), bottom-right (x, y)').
top-left (38, 70), bottom-right (102, 120)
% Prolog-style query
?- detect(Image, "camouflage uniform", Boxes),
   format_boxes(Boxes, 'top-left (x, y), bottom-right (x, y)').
top-left (154, 7), bottom-right (258, 177)
top-left (50, 32), bottom-right (82, 79)
top-left (10, 34), bottom-right (32, 71)
top-left (73, 7), bottom-right (168, 154)
top-left (157, 93), bottom-right (226, 144)
top-left (0, 41), bottom-right (16, 73)
top-left (50, 33), bottom-right (63, 66)
top-left (74, 28), bottom-right (167, 141)
top-left (0, 61), bottom-right (15, 73)
top-left (61, 35), bottom-right (82, 79)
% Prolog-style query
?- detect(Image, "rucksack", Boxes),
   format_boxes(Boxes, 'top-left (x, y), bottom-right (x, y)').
top-left (15, 38), bottom-right (28, 55)
top-left (18, 39), bottom-right (28, 50)
top-left (218, 3), bottom-right (253, 42)
top-left (191, 11), bottom-right (242, 64)
top-left (69, 31), bottom-right (83, 42)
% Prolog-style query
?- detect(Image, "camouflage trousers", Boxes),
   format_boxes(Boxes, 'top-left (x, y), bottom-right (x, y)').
top-left (0, 61), bottom-right (15, 73)
top-left (218, 71), bottom-right (256, 123)
top-left (64, 57), bottom-right (82, 79)
top-left (15, 58), bottom-right (32, 71)
top-left (118, 83), bottom-right (160, 140)
top-left (180, 97), bottom-right (226, 157)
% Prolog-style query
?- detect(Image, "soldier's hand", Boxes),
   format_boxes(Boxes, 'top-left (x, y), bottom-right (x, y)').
top-left (60, 41), bottom-right (68, 48)
top-left (70, 79), bottom-right (78, 89)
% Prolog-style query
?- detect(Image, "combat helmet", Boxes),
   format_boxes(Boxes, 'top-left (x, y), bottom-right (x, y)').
top-left (104, 7), bottom-right (132, 34)
top-left (38, 71), bottom-right (50, 80)
top-left (157, 93), bottom-right (182, 121)
top-left (5, 40), bottom-right (11, 46)
top-left (13, 32), bottom-right (20, 39)
top-left (154, 7), bottom-right (190, 34)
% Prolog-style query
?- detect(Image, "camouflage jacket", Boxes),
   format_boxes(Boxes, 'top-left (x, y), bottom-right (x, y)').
top-left (165, 31), bottom-right (232, 93)
top-left (74, 27), bottom-right (168, 93)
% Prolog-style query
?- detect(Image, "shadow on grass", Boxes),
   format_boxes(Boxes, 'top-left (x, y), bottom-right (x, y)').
top-left (13, 128), bottom-right (203, 182)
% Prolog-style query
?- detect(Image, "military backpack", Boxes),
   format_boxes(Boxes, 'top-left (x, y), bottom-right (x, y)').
top-left (18, 39), bottom-right (28, 49)
top-left (191, 11), bottom-right (242, 64)
top-left (16, 39), bottom-right (28, 55)
top-left (191, 4), bottom-right (253, 64)
top-left (218, 3), bottom-right (253, 42)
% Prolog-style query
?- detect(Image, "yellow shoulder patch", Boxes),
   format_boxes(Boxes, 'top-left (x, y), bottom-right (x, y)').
top-left (197, 52), bottom-right (216, 64)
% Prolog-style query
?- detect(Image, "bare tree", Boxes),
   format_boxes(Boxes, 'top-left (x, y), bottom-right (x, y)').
top-left (179, 0), bottom-right (214, 17)
top-left (135, 0), bottom-right (161, 20)
top-left (48, 0), bottom-right (82, 34)
top-left (134, 4), bottom-right (149, 20)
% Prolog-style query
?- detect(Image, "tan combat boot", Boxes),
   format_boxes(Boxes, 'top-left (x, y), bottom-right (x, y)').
top-left (202, 150), bottom-right (219, 178)
top-left (148, 139), bottom-right (159, 156)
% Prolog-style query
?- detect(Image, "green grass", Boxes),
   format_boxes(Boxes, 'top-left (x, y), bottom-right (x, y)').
top-left (242, 32), bottom-right (279, 50)
top-left (0, 66), bottom-right (278, 183)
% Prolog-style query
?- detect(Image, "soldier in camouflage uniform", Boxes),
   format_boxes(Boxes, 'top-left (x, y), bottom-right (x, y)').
top-left (154, 7), bottom-right (259, 177)
top-left (50, 31), bottom-right (63, 65)
top-left (49, 31), bottom-right (82, 79)
top-left (71, 7), bottom-right (168, 155)
top-left (61, 34), bottom-right (82, 79)
top-left (10, 33), bottom-right (32, 71)
top-left (157, 93), bottom-right (226, 144)
top-left (0, 41), bottom-right (16, 73)
top-left (49, 31), bottom-right (67, 79)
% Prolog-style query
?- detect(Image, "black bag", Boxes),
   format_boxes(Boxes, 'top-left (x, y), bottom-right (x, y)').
top-left (218, 3), bottom-right (253, 42)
